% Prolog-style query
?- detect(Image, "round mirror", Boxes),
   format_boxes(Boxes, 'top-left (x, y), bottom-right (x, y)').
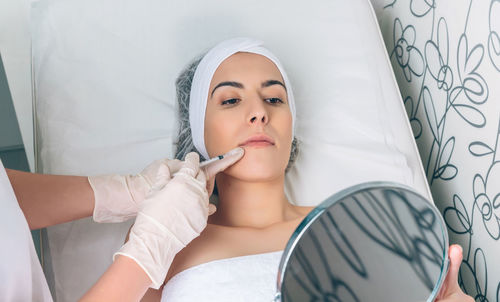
top-left (276, 182), bottom-right (449, 302)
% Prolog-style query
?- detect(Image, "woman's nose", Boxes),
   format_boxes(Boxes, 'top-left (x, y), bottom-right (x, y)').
top-left (248, 102), bottom-right (268, 125)
top-left (249, 114), bottom-right (267, 124)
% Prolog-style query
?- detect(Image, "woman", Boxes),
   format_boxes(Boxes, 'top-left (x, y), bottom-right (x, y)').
top-left (136, 38), bottom-right (473, 302)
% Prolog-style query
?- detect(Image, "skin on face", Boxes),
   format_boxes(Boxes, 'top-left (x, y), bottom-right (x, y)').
top-left (204, 52), bottom-right (293, 182)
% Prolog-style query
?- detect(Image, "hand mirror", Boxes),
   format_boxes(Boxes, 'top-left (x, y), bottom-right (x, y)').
top-left (275, 182), bottom-right (449, 302)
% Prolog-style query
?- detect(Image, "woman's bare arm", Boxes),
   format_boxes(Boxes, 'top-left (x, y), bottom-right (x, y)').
top-left (80, 255), bottom-right (152, 302)
top-left (91, 222), bottom-right (163, 302)
top-left (6, 168), bottom-right (94, 230)
top-left (80, 222), bottom-right (160, 301)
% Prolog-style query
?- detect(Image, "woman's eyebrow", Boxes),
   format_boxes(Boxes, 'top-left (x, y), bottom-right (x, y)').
top-left (262, 80), bottom-right (287, 91)
top-left (211, 81), bottom-right (244, 97)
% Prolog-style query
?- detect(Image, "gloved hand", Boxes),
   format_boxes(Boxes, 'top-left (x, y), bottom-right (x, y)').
top-left (114, 148), bottom-right (244, 289)
top-left (88, 158), bottom-right (184, 223)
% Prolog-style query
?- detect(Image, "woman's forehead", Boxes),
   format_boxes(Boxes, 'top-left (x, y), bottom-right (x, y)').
top-left (211, 52), bottom-right (284, 82)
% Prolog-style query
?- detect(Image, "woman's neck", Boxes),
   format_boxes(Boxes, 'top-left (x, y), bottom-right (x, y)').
top-left (208, 173), bottom-right (300, 229)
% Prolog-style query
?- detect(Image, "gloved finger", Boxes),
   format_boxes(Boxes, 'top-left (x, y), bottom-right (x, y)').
top-left (176, 168), bottom-right (208, 199)
top-left (208, 203), bottom-right (217, 216)
top-left (195, 168), bottom-right (207, 186)
top-left (195, 170), bottom-right (211, 217)
top-left (151, 159), bottom-right (183, 188)
top-left (150, 163), bottom-right (171, 192)
top-left (177, 152), bottom-right (201, 178)
top-left (139, 159), bottom-right (168, 187)
top-left (165, 159), bottom-right (183, 175)
top-left (202, 147), bottom-right (244, 179)
top-left (207, 177), bottom-right (216, 196)
top-left (143, 159), bottom-right (182, 198)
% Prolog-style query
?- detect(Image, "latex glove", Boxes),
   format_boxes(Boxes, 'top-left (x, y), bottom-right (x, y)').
top-left (88, 159), bottom-right (183, 223)
top-left (434, 244), bottom-right (474, 302)
top-left (114, 149), bottom-right (244, 289)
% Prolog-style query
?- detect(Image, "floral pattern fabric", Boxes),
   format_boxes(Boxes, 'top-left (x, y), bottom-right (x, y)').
top-left (371, 0), bottom-right (500, 300)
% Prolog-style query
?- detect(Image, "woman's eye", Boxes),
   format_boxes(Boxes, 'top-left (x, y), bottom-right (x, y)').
top-left (266, 98), bottom-right (284, 104)
top-left (221, 98), bottom-right (240, 105)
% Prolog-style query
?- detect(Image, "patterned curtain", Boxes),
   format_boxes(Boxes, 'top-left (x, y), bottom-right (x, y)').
top-left (371, 0), bottom-right (500, 300)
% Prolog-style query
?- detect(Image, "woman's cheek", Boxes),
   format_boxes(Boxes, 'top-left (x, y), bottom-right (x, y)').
top-left (205, 114), bottom-right (232, 157)
top-left (223, 149), bottom-right (284, 181)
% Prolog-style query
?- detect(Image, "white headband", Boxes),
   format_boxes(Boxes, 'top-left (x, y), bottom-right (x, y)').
top-left (189, 37), bottom-right (296, 160)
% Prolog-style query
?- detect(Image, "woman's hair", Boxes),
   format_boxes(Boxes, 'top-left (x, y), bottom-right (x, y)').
top-left (174, 55), bottom-right (299, 173)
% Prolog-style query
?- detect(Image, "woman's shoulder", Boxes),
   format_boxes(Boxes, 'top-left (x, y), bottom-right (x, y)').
top-left (294, 205), bottom-right (315, 217)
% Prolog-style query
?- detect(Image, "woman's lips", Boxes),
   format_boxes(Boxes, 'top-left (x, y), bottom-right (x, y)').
top-left (239, 134), bottom-right (275, 148)
top-left (241, 141), bottom-right (274, 147)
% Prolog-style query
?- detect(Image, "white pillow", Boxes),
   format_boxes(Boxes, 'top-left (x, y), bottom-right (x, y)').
top-left (31, 0), bottom-right (431, 300)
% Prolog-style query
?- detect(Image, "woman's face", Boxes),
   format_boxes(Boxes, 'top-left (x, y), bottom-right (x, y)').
top-left (204, 52), bottom-right (293, 181)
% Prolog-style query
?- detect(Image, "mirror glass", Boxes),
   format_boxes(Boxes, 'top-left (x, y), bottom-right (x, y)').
top-left (276, 182), bottom-right (449, 302)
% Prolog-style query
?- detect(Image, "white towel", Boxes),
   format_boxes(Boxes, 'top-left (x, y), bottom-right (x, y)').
top-left (161, 250), bottom-right (283, 301)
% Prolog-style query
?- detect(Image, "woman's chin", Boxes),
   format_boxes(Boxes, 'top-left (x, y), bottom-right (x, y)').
top-left (223, 156), bottom-right (285, 181)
